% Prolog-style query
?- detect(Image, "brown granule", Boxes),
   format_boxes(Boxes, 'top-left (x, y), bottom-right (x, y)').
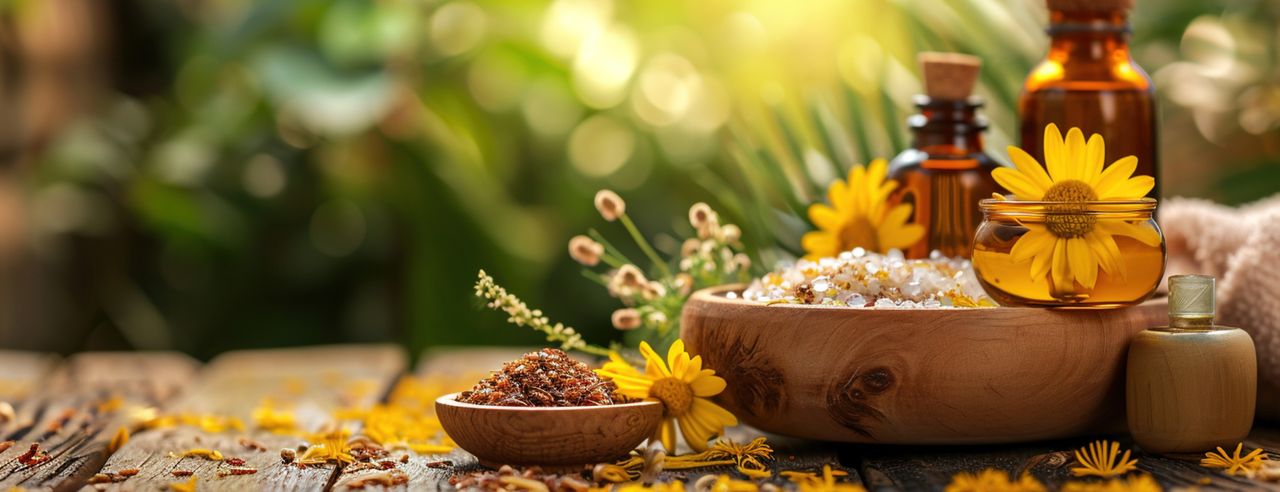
top-left (456, 349), bottom-right (620, 407)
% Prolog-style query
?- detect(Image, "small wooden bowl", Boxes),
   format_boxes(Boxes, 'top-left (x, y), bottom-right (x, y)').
top-left (435, 393), bottom-right (663, 468)
top-left (681, 285), bottom-right (1168, 445)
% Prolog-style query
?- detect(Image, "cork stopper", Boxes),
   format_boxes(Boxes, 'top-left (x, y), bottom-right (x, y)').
top-left (919, 52), bottom-right (980, 101)
top-left (1168, 275), bottom-right (1215, 326)
top-left (1046, 0), bottom-right (1133, 12)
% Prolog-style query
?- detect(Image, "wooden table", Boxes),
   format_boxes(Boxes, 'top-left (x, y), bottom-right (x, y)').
top-left (0, 345), bottom-right (1275, 491)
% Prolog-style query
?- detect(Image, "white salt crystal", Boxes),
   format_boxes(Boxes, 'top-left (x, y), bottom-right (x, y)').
top-left (812, 276), bottom-right (831, 292)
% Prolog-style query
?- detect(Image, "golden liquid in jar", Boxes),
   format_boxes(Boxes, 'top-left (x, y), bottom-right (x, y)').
top-left (972, 222), bottom-right (1165, 308)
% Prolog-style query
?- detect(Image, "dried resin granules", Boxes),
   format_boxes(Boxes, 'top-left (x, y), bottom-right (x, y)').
top-left (742, 248), bottom-right (995, 308)
top-left (457, 348), bottom-right (621, 406)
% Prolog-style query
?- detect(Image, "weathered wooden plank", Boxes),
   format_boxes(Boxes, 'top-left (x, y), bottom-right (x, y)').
top-left (95, 345), bottom-right (406, 491)
top-left (330, 348), bottom-right (501, 491)
top-left (0, 351), bottom-right (198, 491)
top-left (667, 428), bottom-right (863, 489)
top-left (856, 441), bottom-right (1079, 491)
top-left (0, 350), bottom-right (60, 403)
top-left (855, 433), bottom-right (1280, 492)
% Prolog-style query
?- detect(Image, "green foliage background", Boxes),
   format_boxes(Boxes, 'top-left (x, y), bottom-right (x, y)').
top-left (9, 0), bottom-right (1278, 359)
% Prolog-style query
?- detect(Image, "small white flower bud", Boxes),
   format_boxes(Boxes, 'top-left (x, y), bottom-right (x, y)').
top-left (615, 264), bottom-right (647, 287)
top-left (594, 190), bottom-right (626, 222)
top-left (681, 238), bottom-right (700, 258)
top-left (611, 308), bottom-right (642, 330)
top-left (568, 235), bottom-right (604, 266)
top-left (688, 202), bottom-right (716, 230)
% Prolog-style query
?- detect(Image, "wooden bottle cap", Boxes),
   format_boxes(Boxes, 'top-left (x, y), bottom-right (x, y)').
top-left (1046, 0), bottom-right (1133, 12)
top-left (919, 52), bottom-right (980, 101)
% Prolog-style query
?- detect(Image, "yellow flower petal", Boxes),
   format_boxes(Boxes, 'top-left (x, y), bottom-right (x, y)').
top-left (1011, 228), bottom-right (1055, 264)
top-left (1063, 127), bottom-right (1087, 182)
top-left (880, 222), bottom-right (925, 251)
top-left (684, 355), bottom-right (704, 379)
top-left (639, 342), bottom-right (671, 377)
top-left (1067, 237), bottom-right (1098, 290)
top-left (879, 202), bottom-right (910, 227)
top-left (809, 204), bottom-right (844, 230)
top-left (827, 179), bottom-right (850, 213)
top-left (1007, 145), bottom-right (1054, 192)
top-left (1091, 156), bottom-right (1138, 197)
top-left (691, 397), bottom-right (739, 429)
top-left (677, 414), bottom-right (715, 452)
top-left (1085, 230), bottom-right (1125, 280)
top-left (1052, 239), bottom-right (1072, 293)
top-left (992, 167), bottom-right (1047, 200)
top-left (1043, 123), bottom-right (1066, 181)
top-left (866, 158), bottom-right (889, 192)
top-left (1083, 133), bottom-right (1105, 183)
top-left (658, 420), bottom-right (677, 452)
top-left (849, 165), bottom-right (867, 214)
top-left (801, 231), bottom-right (838, 259)
top-left (667, 340), bottom-right (685, 374)
top-left (1099, 220), bottom-right (1162, 246)
top-left (689, 374), bottom-right (727, 397)
top-left (1100, 176), bottom-right (1154, 201)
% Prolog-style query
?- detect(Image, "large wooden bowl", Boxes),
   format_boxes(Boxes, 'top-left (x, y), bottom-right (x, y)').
top-left (680, 285), bottom-right (1167, 445)
top-left (436, 393), bottom-right (663, 468)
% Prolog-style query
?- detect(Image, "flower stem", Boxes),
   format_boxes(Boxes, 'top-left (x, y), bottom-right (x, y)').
top-left (474, 270), bottom-right (611, 357)
top-left (619, 213), bottom-right (672, 278)
top-left (588, 229), bottom-right (634, 268)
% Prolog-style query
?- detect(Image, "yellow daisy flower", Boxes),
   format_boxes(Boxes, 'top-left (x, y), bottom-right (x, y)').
top-left (946, 468), bottom-right (1045, 492)
top-left (1200, 442), bottom-right (1268, 476)
top-left (1071, 440), bottom-right (1138, 478)
top-left (802, 159), bottom-right (924, 259)
top-left (596, 340), bottom-right (738, 452)
top-left (1061, 474), bottom-right (1161, 492)
top-left (993, 124), bottom-right (1160, 294)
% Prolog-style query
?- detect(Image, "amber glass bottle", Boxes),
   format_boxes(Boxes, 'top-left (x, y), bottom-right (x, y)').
top-left (888, 53), bottom-right (1000, 259)
top-left (1020, 0), bottom-right (1158, 198)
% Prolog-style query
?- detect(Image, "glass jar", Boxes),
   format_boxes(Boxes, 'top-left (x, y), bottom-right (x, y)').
top-left (972, 198), bottom-right (1165, 308)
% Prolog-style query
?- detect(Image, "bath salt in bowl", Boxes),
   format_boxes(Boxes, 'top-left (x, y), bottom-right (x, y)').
top-left (741, 248), bottom-right (995, 309)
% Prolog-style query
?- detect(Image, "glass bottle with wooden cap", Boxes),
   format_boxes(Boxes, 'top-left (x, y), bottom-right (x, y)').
top-left (1020, 0), bottom-right (1158, 199)
top-left (888, 52), bottom-right (1000, 259)
top-left (1126, 275), bottom-right (1256, 453)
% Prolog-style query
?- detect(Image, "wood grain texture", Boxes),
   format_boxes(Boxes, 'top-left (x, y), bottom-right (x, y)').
top-left (853, 433), bottom-right (1280, 491)
top-left (436, 393), bottom-right (662, 468)
top-left (674, 427), bottom-right (863, 489)
top-left (1127, 328), bottom-right (1256, 453)
top-left (681, 285), bottom-right (1169, 444)
top-left (94, 345), bottom-right (406, 491)
top-left (0, 350), bottom-right (61, 402)
top-left (331, 348), bottom-right (520, 491)
top-left (3, 346), bottom-right (1280, 490)
top-left (0, 351), bottom-right (197, 491)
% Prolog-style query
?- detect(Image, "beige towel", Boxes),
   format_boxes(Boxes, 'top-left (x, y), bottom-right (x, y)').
top-left (1162, 195), bottom-right (1280, 388)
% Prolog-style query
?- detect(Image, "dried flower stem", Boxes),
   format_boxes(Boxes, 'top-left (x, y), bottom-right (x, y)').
top-left (587, 229), bottom-right (631, 268)
top-left (618, 213), bottom-right (672, 278)
top-left (475, 270), bottom-right (610, 357)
